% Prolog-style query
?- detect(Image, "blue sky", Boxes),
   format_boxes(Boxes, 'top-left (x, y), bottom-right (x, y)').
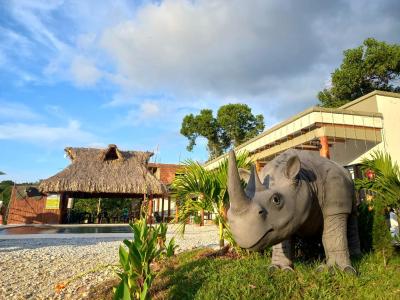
top-left (1, 0), bottom-right (399, 183)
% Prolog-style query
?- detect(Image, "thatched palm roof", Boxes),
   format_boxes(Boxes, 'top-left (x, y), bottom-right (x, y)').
top-left (39, 145), bottom-right (166, 196)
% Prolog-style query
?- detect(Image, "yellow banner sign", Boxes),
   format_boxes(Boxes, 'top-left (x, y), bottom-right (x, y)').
top-left (45, 194), bottom-right (60, 210)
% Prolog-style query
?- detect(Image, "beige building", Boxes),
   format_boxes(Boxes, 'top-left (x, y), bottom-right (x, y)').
top-left (205, 90), bottom-right (400, 178)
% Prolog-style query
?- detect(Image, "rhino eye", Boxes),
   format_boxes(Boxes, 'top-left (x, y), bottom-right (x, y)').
top-left (271, 195), bottom-right (281, 206)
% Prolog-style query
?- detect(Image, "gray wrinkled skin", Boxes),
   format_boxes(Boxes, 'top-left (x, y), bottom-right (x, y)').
top-left (227, 149), bottom-right (360, 273)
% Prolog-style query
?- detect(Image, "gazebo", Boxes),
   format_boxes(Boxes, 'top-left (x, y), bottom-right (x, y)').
top-left (39, 144), bottom-right (167, 223)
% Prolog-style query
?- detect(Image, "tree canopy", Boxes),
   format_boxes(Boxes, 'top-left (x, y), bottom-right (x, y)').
top-left (180, 103), bottom-right (264, 160)
top-left (0, 180), bottom-right (14, 208)
top-left (318, 38), bottom-right (400, 108)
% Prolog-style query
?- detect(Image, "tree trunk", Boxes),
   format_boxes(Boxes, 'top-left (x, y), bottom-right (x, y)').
top-left (161, 196), bottom-right (165, 222)
top-left (219, 219), bottom-right (224, 248)
top-left (175, 203), bottom-right (179, 223)
top-left (200, 209), bottom-right (204, 226)
top-left (147, 196), bottom-right (154, 224)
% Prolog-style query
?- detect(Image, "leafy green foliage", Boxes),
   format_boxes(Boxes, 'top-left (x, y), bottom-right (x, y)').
top-left (172, 152), bottom-right (250, 247)
top-left (165, 237), bottom-right (178, 258)
top-left (72, 198), bottom-right (138, 219)
top-left (217, 104), bottom-right (264, 148)
top-left (180, 104), bottom-right (264, 159)
top-left (318, 38), bottom-right (400, 107)
top-left (371, 202), bottom-right (393, 265)
top-left (355, 151), bottom-right (400, 263)
top-left (355, 151), bottom-right (400, 211)
top-left (72, 198), bottom-right (99, 215)
top-left (357, 202), bottom-right (373, 252)
top-left (114, 212), bottom-right (177, 300)
top-left (0, 180), bottom-right (14, 208)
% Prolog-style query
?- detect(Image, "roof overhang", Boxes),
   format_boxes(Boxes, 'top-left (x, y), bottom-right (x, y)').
top-left (204, 107), bottom-right (383, 170)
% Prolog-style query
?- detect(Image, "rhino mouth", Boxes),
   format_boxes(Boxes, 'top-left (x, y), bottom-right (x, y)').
top-left (248, 228), bottom-right (273, 250)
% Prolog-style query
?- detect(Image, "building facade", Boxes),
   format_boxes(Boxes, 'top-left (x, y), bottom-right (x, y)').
top-left (205, 91), bottom-right (400, 178)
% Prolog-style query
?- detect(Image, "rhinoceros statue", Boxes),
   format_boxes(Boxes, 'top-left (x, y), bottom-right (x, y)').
top-left (227, 149), bottom-right (360, 273)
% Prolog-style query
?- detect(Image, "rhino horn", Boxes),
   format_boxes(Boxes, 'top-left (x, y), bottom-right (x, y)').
top-left (245, 164), bottom-right (266, 198)
top-left (228, 150), bottom-right (250, 213)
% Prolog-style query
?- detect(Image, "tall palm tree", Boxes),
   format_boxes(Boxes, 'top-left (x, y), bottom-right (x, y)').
top-left (172, 152), bottom-right (250, 247)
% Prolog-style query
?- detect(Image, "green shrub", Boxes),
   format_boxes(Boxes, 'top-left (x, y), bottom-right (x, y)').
top-left (114, 214), bottom-right (177, 300)
top-left (193, 214), bottom-right (202, 225)
top-left (357, 202), bottom-right (373, 252)
top-left (354, 151), bottom-right (399, 263)
top-left (372, 202), bottom-right (393, 265)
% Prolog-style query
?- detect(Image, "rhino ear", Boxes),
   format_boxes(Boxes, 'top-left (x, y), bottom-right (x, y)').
top-left (284, 155), bottom-right (301, 179)
top-left (238, 168), bottom-right (251, 183)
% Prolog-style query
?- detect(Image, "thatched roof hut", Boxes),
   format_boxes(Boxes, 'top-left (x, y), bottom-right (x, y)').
top-left (39, 144), bottom-right (166, 197)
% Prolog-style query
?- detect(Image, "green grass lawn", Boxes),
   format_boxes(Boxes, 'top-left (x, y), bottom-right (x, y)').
top-left (151, 249), bottom-right (400, 300)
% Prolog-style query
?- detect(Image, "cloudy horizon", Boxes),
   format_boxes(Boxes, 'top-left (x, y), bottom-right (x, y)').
top-left (1, 0), bottom-right (399, 182)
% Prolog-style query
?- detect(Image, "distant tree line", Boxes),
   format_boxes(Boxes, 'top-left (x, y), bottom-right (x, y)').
top-left (0, 180), bottom-right (14, 208)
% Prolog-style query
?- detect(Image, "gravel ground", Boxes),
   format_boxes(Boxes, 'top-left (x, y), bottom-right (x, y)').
top-left (0, 224), bottom-right (219, 300)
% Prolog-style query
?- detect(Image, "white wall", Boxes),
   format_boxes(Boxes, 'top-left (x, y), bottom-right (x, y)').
top-left (376, 95), bottom-right (400, 165)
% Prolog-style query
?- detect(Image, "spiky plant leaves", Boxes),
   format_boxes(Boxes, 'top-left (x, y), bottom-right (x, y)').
top-left (171, 151), bottom-right (251, 247)
top-left (355, 150), bottom-right (399, 263)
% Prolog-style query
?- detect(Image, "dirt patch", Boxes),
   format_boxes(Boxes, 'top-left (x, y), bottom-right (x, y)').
top-left (197, 245), bottom-right (242, 260)
top-left (85, 278), bottom-right (119, 300)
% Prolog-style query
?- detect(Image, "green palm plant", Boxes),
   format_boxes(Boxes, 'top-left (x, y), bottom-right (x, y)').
top-left (355, 150), bottom-right (400, 264)
top-left (114, 210), bottom-right (177, 300)
top-left (355, 151), bottom-right (400, 211)
top-left (172, 151), bottom-right (250, 248)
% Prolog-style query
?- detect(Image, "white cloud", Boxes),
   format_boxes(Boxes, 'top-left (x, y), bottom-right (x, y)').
top-left (140, 102), bottom-right (160, 118)
top-left (0, 101), bottom-right (40, 120)
top-left (0, 26), bottom-right (33, 59)
top-left (0, 120), bottom-right (97, 146)
top-left (96, 0), bottom-right (400, 121)
top-left (8, 0), bottom-right (67, 52)
top-left (121, 101), bottom-right (162, 126)
top-left (76, 33), bottom-right (97, 50)
top-left (70, 55), bottom-right (103, 86)
top-left (2, 0), bottom-right (400, 122)
top-left (99, 1), bottom-right (335, 95)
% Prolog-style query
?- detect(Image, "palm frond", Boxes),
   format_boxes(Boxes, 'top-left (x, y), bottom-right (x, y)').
top-left (356, 150), bottom-right (400, 209)
top-left (171, 151), bottom-right (252, 246)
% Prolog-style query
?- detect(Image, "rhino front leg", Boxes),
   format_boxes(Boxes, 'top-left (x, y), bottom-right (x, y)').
top-left (270, 239), bottom-right (294, 271)
top-left (322, 214), bottom-right (355, 274)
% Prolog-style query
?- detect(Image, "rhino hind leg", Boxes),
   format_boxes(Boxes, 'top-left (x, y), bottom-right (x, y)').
top-left (322, 214), bottom-right (356, 274)
top-left (270, 239), bottom-right (294, 271)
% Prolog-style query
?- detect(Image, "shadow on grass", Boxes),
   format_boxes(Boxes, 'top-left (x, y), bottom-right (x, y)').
top-left (155, 252), bottom-right (216, 299)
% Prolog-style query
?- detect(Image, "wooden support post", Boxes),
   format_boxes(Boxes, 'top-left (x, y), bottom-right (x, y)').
top-left (319, 136), bottom-right (330, 159)
top-left (161, 196), bottom-right (165, 222)
top-left (223, 206), bottom-right (228, 221)
top-left (132, 197), bottom-right (138, 221)
top-left (255, 160), bottom-right (262, 174)
top-left (156, 198), bottom-right (160, 212)
top-left (167, 196), bottom-right (171, 218)
top-left (175, 203), bottom-right (179, 223)
top-left (147, 195), bottom-right (154, 224)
